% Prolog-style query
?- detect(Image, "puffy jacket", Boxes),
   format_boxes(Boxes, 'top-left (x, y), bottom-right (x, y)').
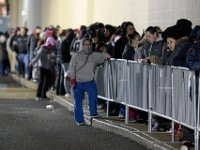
top-left (141, 37), bottom-right (163, 58)
top-left (167, 37), bottom-right (192, 67)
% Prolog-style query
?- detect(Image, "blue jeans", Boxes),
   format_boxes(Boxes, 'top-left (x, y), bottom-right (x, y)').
top-left (73, 80), bottom-right (98, 123)
top-left (17, 53), bottom-right (29, 76)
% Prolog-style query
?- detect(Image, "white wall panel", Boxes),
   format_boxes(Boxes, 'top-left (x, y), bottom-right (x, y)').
top-left (9, 0), bottom-right (200, 34)
top-left (148, 0), bottom-right (200, 31)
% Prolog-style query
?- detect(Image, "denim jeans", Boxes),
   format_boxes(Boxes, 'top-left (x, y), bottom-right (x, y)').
top-left (73, 80), bottom-right (98, 123)
top-left (17, 53), bottom-right (29, 76)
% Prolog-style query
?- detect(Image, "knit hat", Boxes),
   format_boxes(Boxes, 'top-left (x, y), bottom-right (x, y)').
top-left (176, 19), bottom-right (192, 28)
top-left (162, 25), bottom-right (180, 40)
top-left (176, 19), bottom-right (192, 37)
top-left (43, 36), bottom-right (55, 49)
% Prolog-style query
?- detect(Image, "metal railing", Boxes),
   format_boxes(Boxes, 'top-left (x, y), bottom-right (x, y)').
top-left (96, 59), bottom-right (199, 150)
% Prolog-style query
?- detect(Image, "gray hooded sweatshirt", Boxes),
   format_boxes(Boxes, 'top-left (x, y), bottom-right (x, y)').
top-left (31, 46), bottom-right (54, 69)
top-left (68, 41), bottom-right (110, 82)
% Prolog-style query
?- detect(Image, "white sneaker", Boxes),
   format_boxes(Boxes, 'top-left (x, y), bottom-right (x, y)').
top-left (25, 74), bottom-right (29, 79)
top-left (180, 145), bottom-right (189, 150)
top-left (76, 122), bottom-right (85, 126)
top-left (35, 97), bottom-right (41, 101)
top-left (152, 122), bottom-right (159, 131)
top-left (65, 93), bottom-right (71, 97)
top-left (32, 79), bottom-right (38, 83)
top-left (118, 114), bottom-right (125, 119)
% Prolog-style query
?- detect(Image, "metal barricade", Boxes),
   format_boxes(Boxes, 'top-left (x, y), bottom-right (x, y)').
top-left (95, 64), bottom-right (105, 97)
top-left (148, 65), bottom-right (172, 117)
top-left (115, 59), bottom-right (128, 103)
top-left (127, 61), bottom-right (148, 111)
top-left (96, 59), bottom-right (198, 149)
top-left (101, 59), bottom-right (127, 103)
top-left (172, 67), bottom-right (196, 129)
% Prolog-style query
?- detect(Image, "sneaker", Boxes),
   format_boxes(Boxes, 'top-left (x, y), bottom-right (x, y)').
top-left (118, 114), bottom-right (125, 119)
top-left (25, 74), bottom-right (29, 79)
top-left (180, 145), bottom-right (189, 150)
top-left (152, 121), bottom-right (159, 131)
top-left (32, 79), bottom-right (38, 83)
top-left (35, 97), bottom-right (41, 101)
top-left (65, 93), bottom-right (71, 97)
top-left (97, 104), bottom-right (104, 110)
top-left (76, 122), bottom-right (85, 126)
top-left (166, 128), bottom-right (172, 133)
top-left (182, 140), bottom-right (193, 147)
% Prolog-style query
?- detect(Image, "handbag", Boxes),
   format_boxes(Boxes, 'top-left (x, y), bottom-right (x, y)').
top-left (66, 53), bottom-right (91, 87)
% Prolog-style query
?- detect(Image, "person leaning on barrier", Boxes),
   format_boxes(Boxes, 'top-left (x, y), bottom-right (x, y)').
top-left (139, 26), bottom-right (164, 65)
top-left (66, 38), bottom-right (111, 125)
top-left (180, 29), bottom-right (200, 150)
top-left (162, 19), bottom-right (192, 67)
top-left (122, 32), bottom-right (142, 61)
top-left (162, 25), bottom-right (180, 66)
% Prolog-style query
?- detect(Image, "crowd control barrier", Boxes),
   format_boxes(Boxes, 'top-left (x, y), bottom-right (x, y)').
top-left (96, 59), bottom-right (199, 150)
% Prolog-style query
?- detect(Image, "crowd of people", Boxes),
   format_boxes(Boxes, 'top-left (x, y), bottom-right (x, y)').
top-left (0, 18), bottom-right (200, 150)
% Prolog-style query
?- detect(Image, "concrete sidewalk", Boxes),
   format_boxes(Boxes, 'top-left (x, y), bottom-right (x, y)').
top-left (10, 73), bottom-right (186, 150)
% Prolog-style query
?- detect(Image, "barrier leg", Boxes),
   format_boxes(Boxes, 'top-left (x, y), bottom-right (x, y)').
top-left (125, 105), bottom-right (129, 124)
top-left (171, 121), bottom-right (175, 142)
top-left (106, 100), bottom-right (109, 118)
top-left (148, 108), bottom-right (152, 132)
top-left (195, 128), bottom-right (199, 150)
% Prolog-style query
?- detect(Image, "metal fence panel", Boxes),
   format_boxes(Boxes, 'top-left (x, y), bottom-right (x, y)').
top-left (172, 68), bottom-right (196, 127)
top-left (149, 65), bottom-right (172, 117)
top-left (95, 64), bottom-right (105, 96)
top-left (106, 59), bottom-right (118, 100)
top-left (115, 59), bottom-right (128, 103)
top-left (127, 61), bottom-right (148, 109)
top-left (97, 59), bottom-right (197, 130)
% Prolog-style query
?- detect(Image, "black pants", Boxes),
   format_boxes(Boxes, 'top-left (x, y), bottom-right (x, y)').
top-left (36, 67), bottom-right (50, 98)
top-left (55, 63), bottom-right (65, 95)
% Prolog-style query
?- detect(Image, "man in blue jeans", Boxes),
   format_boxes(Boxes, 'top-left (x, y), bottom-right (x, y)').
top-left (67, 38), bottom-right (110, 125)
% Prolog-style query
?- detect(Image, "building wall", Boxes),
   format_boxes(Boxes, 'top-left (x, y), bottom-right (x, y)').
top-left (9, 0), bottom-right (200, 33)
top-left (147, 0), bottom-right (200, 31)
top-left (9, 0), bottom-right (19, 28)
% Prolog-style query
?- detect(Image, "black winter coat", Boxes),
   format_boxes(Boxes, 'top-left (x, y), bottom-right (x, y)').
top-left (166, 37), bottom-right (192, 67)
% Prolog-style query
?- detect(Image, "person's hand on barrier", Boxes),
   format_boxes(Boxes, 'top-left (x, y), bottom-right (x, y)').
top-left (107, 54), bottom-right (111, 60)
top-left (137, 59), bottom-right (146, 63)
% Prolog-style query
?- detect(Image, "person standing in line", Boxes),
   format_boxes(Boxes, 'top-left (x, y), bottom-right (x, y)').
top-left (180, 29), bottom-right (200, 150)
top-left (61, 29), bottom-right (76, 97)
top-left (27, 26), bottom-right (41, 80)
top-left (29, 36), bottom-right (56, 101)
top-left (67, 38), bottom-right (110, 125)
top-left (12, 27), bottom-right (29, 78)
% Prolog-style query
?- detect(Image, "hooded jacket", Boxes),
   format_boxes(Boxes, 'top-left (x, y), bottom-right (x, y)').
top-left (141, 36), bottom-right (163, 58)
top-left (68, 39), bottom-right (110, 82)
top-left (187, 31), bottom-right (200, 71)
top-left (167, 37), bottom-right (192, 67)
